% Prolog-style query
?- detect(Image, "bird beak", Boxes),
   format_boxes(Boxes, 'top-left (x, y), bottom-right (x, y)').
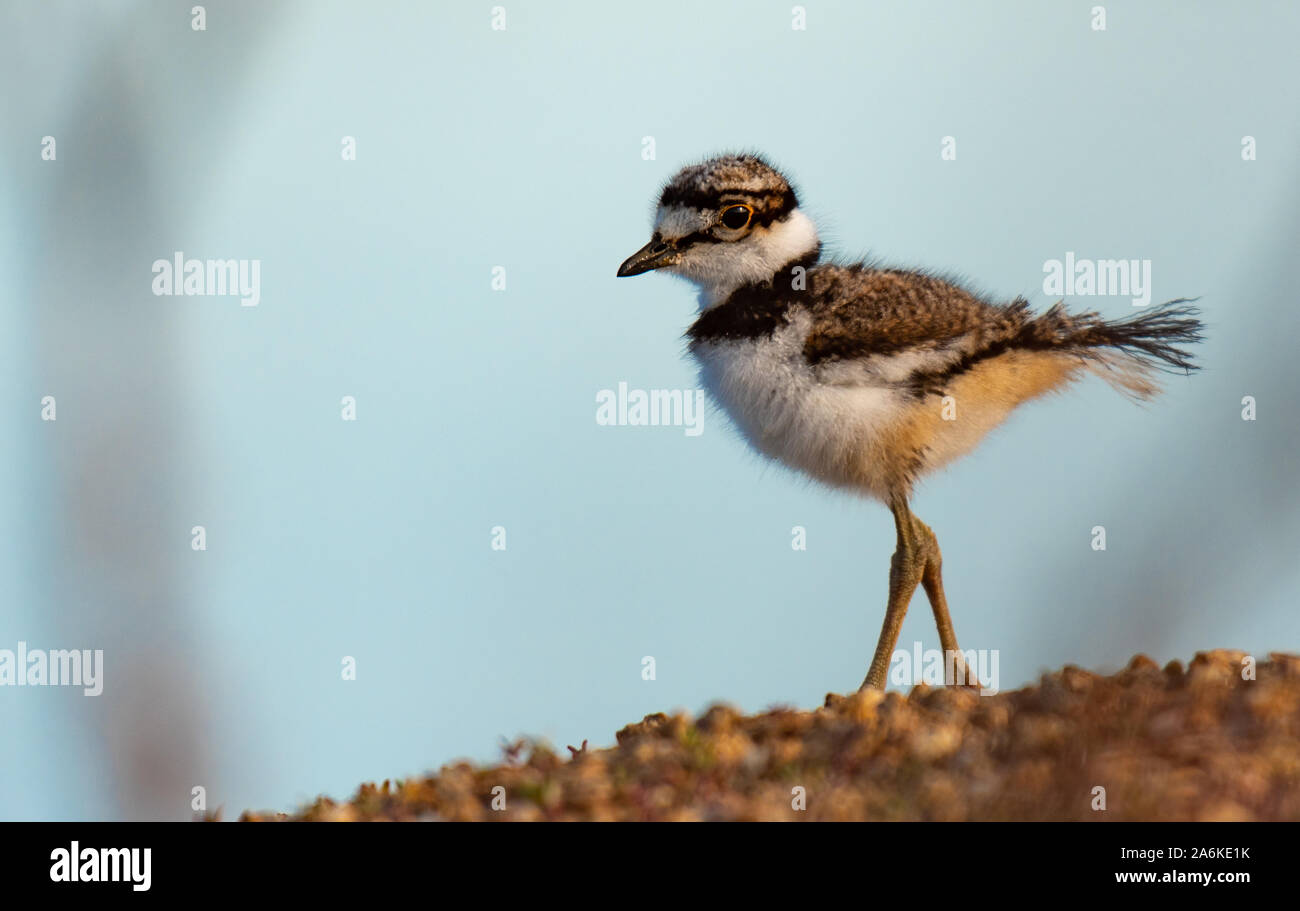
top-left (616, 238), bottom-right (679, 277)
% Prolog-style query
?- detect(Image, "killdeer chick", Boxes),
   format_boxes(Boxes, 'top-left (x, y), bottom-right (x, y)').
top-left (617, 153), bottom-right (1203, 692)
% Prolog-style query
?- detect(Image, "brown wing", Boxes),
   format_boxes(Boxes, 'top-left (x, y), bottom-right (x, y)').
top-left (801, 266), bottom-right (1024, 366)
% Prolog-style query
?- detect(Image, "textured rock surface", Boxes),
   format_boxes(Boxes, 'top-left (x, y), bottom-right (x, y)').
top-left (240, 651), bottom-right (1300, 822)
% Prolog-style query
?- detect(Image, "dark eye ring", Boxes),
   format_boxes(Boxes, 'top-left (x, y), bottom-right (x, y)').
top-left (720, 205), bottom-right (753, 230)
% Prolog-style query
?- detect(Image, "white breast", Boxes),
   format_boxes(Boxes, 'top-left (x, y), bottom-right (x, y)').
top-left (689, 312), bottom-right (902, 496)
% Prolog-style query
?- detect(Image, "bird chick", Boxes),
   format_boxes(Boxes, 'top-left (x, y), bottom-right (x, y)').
top-left (618, 153), bottom-right (1203, 691)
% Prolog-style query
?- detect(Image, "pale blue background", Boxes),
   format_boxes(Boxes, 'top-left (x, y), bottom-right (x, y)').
top-left (2, 0), bottom-right (1297, 819)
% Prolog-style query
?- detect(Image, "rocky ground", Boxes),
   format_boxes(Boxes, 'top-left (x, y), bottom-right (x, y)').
top-left (239, 650), bottom-right (1300, 821)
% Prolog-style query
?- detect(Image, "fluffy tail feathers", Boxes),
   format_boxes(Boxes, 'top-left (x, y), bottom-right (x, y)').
top-left (1031, 298), bottom-right (1204, 400)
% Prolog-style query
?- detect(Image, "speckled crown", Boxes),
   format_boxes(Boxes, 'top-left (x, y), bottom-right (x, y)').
top-left (658, 154), bottom-right (797, 225)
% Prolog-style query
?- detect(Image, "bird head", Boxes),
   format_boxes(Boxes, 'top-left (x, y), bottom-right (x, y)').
top-left (617, 154), bottom-right (820, 305)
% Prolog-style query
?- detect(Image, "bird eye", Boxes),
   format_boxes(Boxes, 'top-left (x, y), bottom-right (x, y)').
top-left (720, 205), bottom-right (753, 230)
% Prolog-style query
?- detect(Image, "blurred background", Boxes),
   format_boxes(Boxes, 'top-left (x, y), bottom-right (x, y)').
top-left (1, 0), bottom-right (1296, 820)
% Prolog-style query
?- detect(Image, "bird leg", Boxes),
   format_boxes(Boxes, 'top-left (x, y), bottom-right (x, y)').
top-left (860, 496), bottom-right (928, 690)
top-left (913, 516), bottom-right (980, 688)
top-left (860, 498), bottom-right (978, 691)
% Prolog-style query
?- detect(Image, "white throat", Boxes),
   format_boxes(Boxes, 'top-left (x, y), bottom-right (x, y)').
top-left (671, 209), bottom-right (820, 309)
